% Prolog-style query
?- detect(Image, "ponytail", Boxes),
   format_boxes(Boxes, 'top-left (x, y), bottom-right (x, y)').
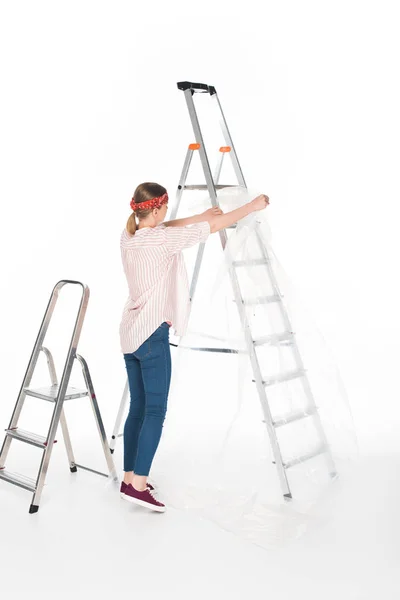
top-left (126, 213), bottom-right (137, 236)
top-left (126, 182), bottom-right (167, 236)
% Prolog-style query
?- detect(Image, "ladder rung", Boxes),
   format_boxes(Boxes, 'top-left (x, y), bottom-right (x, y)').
top-left (244, 295), bottom-right (282, 306)
top-left (0, 469), bottom-right (37, 492)
top-left (263, 369), bottom-right (305, 387)
top-left (233, 259), bottom-right (268, 267)
top-left (6, 428), bottom-right (51, 449)
top-left (253, 332), bottom-right (294, 347)
top-left (183, 184), bottom-right (237, 191)
top-left (272, 409), bottom-right (316, 428)
top-left (283, 445), bottom-right (327, 469)
top-left (73, 464), bottom-right (109, 478)
top-left (25, 385), bottom-right (88, 402)
top-left (172, 344), bottom-right (241, 354)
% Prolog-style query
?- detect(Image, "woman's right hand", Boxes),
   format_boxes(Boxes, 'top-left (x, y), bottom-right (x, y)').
top-left (250, 194), bottom-right (270, 212)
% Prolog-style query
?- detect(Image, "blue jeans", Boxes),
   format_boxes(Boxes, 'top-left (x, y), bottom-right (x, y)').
top-left (123, 323), bottom-right (171, 476)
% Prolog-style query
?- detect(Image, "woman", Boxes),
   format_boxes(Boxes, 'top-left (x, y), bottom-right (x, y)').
top-left (119, 182), bottom-right (269, 512)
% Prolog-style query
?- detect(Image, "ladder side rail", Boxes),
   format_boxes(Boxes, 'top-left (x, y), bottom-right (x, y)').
top-left (214, 152), bottom-right (225, 184)
top-left (0, 433), bottom-right (12, 470)
top-left (182, 89), bottom-right (226, 304)
top-left (255, 230), bottom-right (336, 474)
top-left (110, 380), bottom-right (130, 453)
top-left (170, 147), bottom-right (195, 220)
top-left (189, 243), bottom-right (206, 302)
top-left (183, 90), bottom-right (220, 210)
top-left (59, 410), bottom-right (76, 472)
top-left (41, 346), bottom-right (76, 470)
top-left (76, 354), bottom-right (117, 479)
top-left (211, 93), bottom-right (247, 188)
top-left (30, 282), bottom-right (90, 508)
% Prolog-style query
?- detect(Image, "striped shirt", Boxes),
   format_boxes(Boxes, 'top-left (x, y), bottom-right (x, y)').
top-left (119, 221), bottom-right (211, 354)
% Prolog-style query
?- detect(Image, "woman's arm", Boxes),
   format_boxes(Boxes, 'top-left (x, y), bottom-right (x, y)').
top-left (163, 195), bottom-right (269, 232)
top-left (163, 208), bottom-right (222, 228)
top-left (209, 195), bottom-right (269, 233)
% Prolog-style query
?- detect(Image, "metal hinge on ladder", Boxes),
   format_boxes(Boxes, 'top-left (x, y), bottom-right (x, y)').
top-left (0, 280), bottom-right (117, 513)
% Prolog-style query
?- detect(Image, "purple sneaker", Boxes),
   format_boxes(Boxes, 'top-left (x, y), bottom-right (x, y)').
top-left (120, 481), bottom-right (154, 499)
top-left (123, 484), bottom-right (165, 513)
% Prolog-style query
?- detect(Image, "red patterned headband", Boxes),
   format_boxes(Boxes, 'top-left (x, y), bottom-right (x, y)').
top-left (130, 193), bottom-right (169, 212)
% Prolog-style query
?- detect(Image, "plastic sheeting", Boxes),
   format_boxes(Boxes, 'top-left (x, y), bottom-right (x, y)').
top-left (151, 187), bottom-right (358, 548)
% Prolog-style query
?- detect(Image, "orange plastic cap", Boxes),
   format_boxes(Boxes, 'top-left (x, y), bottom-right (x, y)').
top-left (219, 146), bottom-right (231, 153)
top-left (189, 143), bottom-right (201, 150)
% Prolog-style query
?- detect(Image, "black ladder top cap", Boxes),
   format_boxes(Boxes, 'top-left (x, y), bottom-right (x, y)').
top-left (177, 81), bottom-right (217, 95)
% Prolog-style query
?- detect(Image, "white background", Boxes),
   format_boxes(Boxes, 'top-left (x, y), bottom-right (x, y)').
top-left (0, 2), bottom-right (399, 596)
top-left (1, 0), bottom-right (399, 450)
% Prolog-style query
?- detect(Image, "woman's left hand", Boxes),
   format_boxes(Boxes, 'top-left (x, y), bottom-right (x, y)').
top-left (201, 207), bottom-right (224, 220)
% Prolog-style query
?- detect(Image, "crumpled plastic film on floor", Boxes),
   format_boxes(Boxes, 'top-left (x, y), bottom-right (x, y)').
top-left (152, 187), bottom-right (358, 549)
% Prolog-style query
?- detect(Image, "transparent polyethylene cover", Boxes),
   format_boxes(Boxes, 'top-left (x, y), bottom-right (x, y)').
top-left (151, 187), bottom-right (358, 548)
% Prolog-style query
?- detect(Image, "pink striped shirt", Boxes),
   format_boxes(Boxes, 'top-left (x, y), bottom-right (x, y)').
top-left (119, 221), bottom-right (210, 354)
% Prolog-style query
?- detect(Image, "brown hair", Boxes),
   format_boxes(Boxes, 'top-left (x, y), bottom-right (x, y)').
top-left (126, 182), bottom-right (167, 236)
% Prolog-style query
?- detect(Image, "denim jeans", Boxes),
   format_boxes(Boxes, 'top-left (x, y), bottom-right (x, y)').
top-left (123, 322), bottom-right (171, 476)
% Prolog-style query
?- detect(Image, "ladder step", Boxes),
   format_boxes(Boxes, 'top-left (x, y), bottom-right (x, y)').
top-left (25, 385), bottom-right (88, 402)
top-left (244, 294), bottom-right (282, 306)
top-left (283, 445), bottom-right (327, 469)
top-left (5, 428), bottom-right (52, 449)
top-left (263, 369), bottom-right (306, 387)
top-left (183, 184), bottom-right (237, 190)
top-left (272, 408), bottom-right (316, 428)
top-left (253, 332), bottom-right (294, 347)
top-left (233, 259), bottom-right (268, 267)
top-left (0, 469), bottom-right (37, 492)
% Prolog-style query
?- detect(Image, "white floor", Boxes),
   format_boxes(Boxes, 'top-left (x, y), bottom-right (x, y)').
top-left (1, 449), bottom-right (399, 600)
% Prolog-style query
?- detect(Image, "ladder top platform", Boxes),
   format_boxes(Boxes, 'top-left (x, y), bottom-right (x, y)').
top-left (177, 81), bottom-right (217, 95)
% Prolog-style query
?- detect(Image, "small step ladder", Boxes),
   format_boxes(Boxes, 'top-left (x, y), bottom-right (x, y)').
top-left (110, 82), bottom-right (337, 499)
top-left (0, 280), bottom-right (117, 513)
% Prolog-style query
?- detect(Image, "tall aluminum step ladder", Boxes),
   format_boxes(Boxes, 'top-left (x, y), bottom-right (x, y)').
top-left (110, 81), bottom-right (337, 499)
top-left (0, 280), bottom-right (117, 513)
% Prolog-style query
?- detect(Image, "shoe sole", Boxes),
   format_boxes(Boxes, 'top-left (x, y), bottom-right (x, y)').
top-left (121, 493), bottom-right (166, 513)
